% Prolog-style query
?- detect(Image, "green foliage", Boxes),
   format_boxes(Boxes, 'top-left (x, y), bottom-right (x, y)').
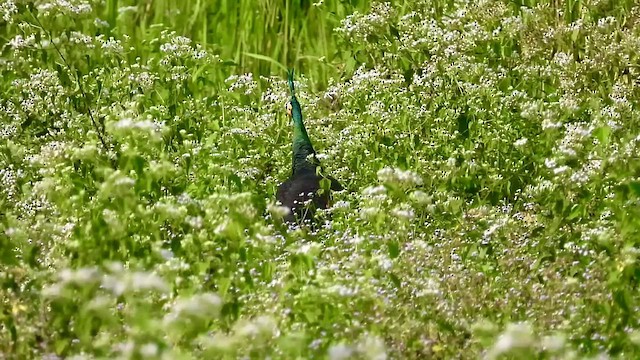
top-left (2, 0), bottom-right (640, 358)
top-left (103, 0), bottom-right (371, 89)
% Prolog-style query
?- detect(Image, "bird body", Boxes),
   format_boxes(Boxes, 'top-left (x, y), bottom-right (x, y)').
top-left (276, 69), bottom-right (342, 223)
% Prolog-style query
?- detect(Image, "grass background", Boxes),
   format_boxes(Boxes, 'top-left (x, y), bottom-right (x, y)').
top-left (100, 0), bottom-right (373, 88)
top-left (2, 0), bottom-right (640, 359)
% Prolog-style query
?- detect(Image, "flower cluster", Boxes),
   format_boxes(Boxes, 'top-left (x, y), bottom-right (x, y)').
top-left (36, 0), bottom-right (93, 17)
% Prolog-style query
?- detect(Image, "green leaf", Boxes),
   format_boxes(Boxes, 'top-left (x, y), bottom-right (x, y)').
top-left (388, 240), bottom-right (400, 259)
top-left (20, 116), bottom-right (33, 130)
top-left (243, 52), bottom-right (287, 72)
top-left (388, 272), bottom-right (401, 288)
top-left (613, 289), bottom-right (631, 314)
top-left (567, 204), bottom-right (582, 220)
top-left (594, 126), bottom-right (611, 146)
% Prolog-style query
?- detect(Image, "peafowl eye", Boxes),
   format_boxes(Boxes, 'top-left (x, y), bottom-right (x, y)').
top-left (276, 69), bottom-right (343, 224)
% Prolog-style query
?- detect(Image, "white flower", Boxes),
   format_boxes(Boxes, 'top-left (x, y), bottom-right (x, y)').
top-left (234, 315), bottom-right (278, 339)
top-left (37, 0), bottom-right (92, 16)
top-left (331, 200), bottom-right (350, 209)
top-left (553, 165), bottom-right (569, 175)
top-left (356, 335), bottom-right (387, 360)
top-left (376, 167), bottom-right (423, 187)
top-left (360, 207), bottom-right (381, 220)
top-left (268, 203), bottom-right (291, 219)
top-left (130, 272), bottom-right (170, 293)
top-left (409, 190), bottom-right (431, 204)
top-left (544, 158), bottom-right (557, 169)
top-left (1, 1), bottom-right (17, 23)
top-left (167, 293), bottom-right (222, 321)
top-left (363, 185), bottom-right (387, 196)
top-left (59, 267), bottom-right (100, 285)
top-left (540, 333), bottom-right (566, 353)
top-left (296, 242), bottom-right (320, 255)
top-left (226, 73), bottom-right (257, 95)
top-left (542, 119), bottom-right (563, 130)
top-left (514, 137), bottom-right (528, 147)
top-left (139, 343), bottom-right (159, 357)
top-left (8, 34), bottom-right (36, 50)
top-left (391, 207), bottom-right (414, 220)
top-left (328, 344), bottom-right (353, 360)
top-left (416, 278), bottom-right (441, 297)
top-left (488, 322), bottom-right (535, 359)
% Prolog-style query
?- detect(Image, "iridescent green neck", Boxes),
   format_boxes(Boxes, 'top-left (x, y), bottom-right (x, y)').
top-left (288, 69), bottom-right (318, 174)
top-left (291, 95), bottom-right (317, 174)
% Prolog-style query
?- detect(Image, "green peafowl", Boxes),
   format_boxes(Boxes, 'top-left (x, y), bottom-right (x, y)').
top-left (276, 69), bottom-right (343, 224)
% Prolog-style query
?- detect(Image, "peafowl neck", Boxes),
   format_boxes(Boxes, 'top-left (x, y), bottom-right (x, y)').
top-left (291, 100), bottom-right (318, 175)
top-left (287, 69), bottom-right (320, 175)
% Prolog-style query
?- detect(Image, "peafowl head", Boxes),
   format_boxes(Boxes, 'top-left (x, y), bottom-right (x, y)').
top-left (285, 69), bottom-right (303, 123)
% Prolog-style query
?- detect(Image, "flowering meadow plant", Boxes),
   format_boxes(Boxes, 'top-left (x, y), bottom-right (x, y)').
top-left (2, 0), bottom-right (640, 358)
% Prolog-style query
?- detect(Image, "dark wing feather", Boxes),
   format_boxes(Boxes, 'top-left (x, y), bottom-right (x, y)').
top-left (328, 176), bottom-right (343, 191)
top-left (276, 171), bottom-right (337, 223)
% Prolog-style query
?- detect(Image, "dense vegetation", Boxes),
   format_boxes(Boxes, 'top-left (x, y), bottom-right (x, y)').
top-left (2, 0), bottom-right (640, 358)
